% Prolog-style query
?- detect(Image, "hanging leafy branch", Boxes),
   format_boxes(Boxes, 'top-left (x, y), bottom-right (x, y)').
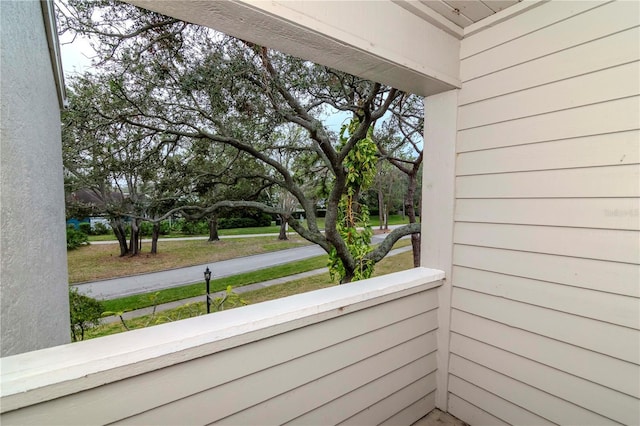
top-left (329, 119), bottom-right (378, 283)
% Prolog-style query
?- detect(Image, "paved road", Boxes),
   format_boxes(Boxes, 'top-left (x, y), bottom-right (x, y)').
top-left (101, 244), bottom-right (413, 323)
top-left (74, 233), bottom-right (395, 300)
top-left (74, 244), bottom-right (326, 300)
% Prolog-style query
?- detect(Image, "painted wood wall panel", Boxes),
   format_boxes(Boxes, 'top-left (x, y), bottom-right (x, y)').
top-left (378, 390), bottom-right (437, 426)
top-left (459, 62), bottom-right (640, 129)
top-left (460, 1), bottom-right (639, 80)
top-left (453, 245), bottom-right (640, 297)
top-left (449, 355), bottom-right (619, 425)
top-left (457, 96), bottom-right (640, 153)
top-left (454, 222), bottom-right (640, 264)
top-left (453, 266), bottom-right (640, 329)
top-left (452, 288), bottom-right (639, 364)
top-left (455, 198), bottom-right (640, 230)
top-left (1, 289), bottom-right (439, 425)
top-left (460, 26), bottom-right (640, 105)
top-left (460, 1), bottom-right (606, 59)
top-left (457, 131), bottom-right (640, 175)
top-left (340, 375), bottom-right (436, 425)
top-left (456, 164), bottom-right (640, 198)
top-left (451, 1), bottom-right (640, 423)
top-left (287, 353), bottom-right (437, 425)
top-left (451, 333), bottom-right (639, 425)
top-left (117, 317), bottom-right (436, 425)
top-left (448, 375), bottom-right (553, 425)
top-left (447, 394), bottom-right (510, 426)
top-left (451, 311), bottom-right (640, 398)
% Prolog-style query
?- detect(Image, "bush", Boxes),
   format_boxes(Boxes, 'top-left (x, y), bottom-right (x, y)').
top-left (217, 215), bottom-right (272, 229)
top-left (139, 221), bottom-right (154, 236)
top-left (66, 225), bottom-right (88, 250)
top-left (92, 222), bottom-right (111, 235)
top-left (69, 288), bottom-right (103, 341)
top-left (78, 222), bottom-right (92, 235)
top-left (159, 220), bottom-right (171, 235)
top-left (180, 220), bottom-right (208, 235)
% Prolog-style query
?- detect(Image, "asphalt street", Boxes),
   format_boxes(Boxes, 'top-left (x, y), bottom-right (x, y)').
top-left (73, 233), bottom-right (393, 300)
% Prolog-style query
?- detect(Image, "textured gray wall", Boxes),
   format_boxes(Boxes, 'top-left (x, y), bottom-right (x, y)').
top-left (1, 0), bottom-right (70, 356)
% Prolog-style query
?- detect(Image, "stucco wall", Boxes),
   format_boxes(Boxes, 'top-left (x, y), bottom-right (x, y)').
top-left (0, 0), bottom-right (70, 356)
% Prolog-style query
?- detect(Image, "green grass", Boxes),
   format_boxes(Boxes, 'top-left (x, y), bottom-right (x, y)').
top-left (68, 236), bottom-right (310, 283)
top-left (101, 255), bottom-right (330, 313)
top-left (99, 238), bottom-right (412, 313)
top-left (85, 248), bottom-right (415, 340)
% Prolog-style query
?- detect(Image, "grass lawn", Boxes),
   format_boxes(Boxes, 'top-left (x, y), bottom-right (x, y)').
top-left (68, 236), bottom-right (310, 283)
top-left (85, 248), bottom-right (415, 340)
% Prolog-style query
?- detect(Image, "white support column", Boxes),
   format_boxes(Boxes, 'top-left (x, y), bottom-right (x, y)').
top-left (422, 89), bottom-right (458, 411)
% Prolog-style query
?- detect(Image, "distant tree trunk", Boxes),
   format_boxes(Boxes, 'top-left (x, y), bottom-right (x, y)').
top-left (110, 218), bottom-right (129, 257)
top-left (150, 222), bottom-right (160, 254)
top-left (129, 218), bottom-right (141, 256)
top-left (405, 174), bottom-right (420, 267)
top-left (377, 188), bottom-right (385, 231)
top-left (208, 215), bottom-right (219, 242)
top-left (278, 214), bottom-right (288, 240)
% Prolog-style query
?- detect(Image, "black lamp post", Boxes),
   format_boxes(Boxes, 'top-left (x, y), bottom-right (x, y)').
top-left (204, 267), bottom-right (212, 314)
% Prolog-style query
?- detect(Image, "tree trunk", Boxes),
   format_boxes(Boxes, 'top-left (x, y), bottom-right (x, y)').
top-left (406, 174), bottom-right (420, 267)
top-left (208, 215), bottom-right (219, 242)
top-left (377, 185), bottom-right (384, 230)
top-left (110, 218), bottom-right (129, 257)
top-left (129, 218), bottom-right (141, 256)
top-left (150, 222), bottom-right (160, 254)
top-left (278, 215), bottom-right (288, 240)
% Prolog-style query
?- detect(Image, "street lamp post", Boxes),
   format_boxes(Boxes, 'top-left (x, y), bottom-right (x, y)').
top-left (204, 267), bottom-right (212, 314)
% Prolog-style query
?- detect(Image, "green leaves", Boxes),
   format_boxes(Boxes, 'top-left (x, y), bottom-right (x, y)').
top-left (329, 118), bottom-right (378, 283)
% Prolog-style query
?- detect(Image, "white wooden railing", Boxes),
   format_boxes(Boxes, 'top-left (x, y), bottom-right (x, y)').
top-left (1, 268), bottom-right (444, 425)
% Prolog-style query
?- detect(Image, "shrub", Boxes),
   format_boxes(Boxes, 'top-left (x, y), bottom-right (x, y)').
top-left (139, 221), bottom-right (154, 236)
top-left (66, 225), bottom-right (89, 250)
top-left (92, 222), bottom-right (110, 235)
top-left (159, 220), bottom-right (171, 235)
top-left (69, 288), bottom-right (103, 341)
top-left (78, 222), bottom-right (92, 235)
top-left (181, 220), bottom-right (208, 235)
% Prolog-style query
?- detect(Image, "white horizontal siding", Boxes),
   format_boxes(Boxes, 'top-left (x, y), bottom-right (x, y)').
top-left (455, 198), bottom-right (640, 230)
top-left (453, 245), bottom-right (639, 297)
top-left (449, 1), bottom-right (640, 423)
top-left (454, 223), bottom-right (639, 264)
top-left (451, 310), bottom-right (640, 398)
top-left (457, 130), bottom-right (640, 175)
top-left (459, 26), bottom-right (640, 105)
top-left (460, 1), bottom-right (640, 81)
top-left (460, 1), bottom-right (608, 59)
top-left (459, 61), bottom-right (640, 130)
top-left (458, 96), bottom-right (640, 153)
top-left (1, 272), bottom-right (442, 426)
top-left (456, 164), bottom-right (640, 198)
top-left (453, 266), bottom-right (639, 329)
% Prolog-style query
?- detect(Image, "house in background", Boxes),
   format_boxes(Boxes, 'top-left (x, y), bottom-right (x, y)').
top-left (1, 1), bottom-right (638, 424)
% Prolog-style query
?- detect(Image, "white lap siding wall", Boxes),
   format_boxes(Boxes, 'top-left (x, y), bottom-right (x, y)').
top-left (448, 1), bottom-right (640, 424)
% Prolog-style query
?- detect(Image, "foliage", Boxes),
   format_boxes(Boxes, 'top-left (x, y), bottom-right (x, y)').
top-left (78, 222), bottom-right (92, 235)
top-left (93, 222), bottom-right (111, 235)
top-left (66, 225), bottom-right (89, 250)
top-left (210, 286), bottom-right (246, 311)
top-left (58, 2), bottom-right (422, 281)
top-left (69, 288), bottom-right (103, 341)
top-left (328, 119), bottom-right (378, 282)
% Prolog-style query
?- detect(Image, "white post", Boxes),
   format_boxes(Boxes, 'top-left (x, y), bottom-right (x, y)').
top-left (422, 89), bottom-right (458, 411)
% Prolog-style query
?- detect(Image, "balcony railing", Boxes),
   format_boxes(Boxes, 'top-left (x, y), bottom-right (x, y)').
top-left (1, 267), bottom-right (444, 425)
